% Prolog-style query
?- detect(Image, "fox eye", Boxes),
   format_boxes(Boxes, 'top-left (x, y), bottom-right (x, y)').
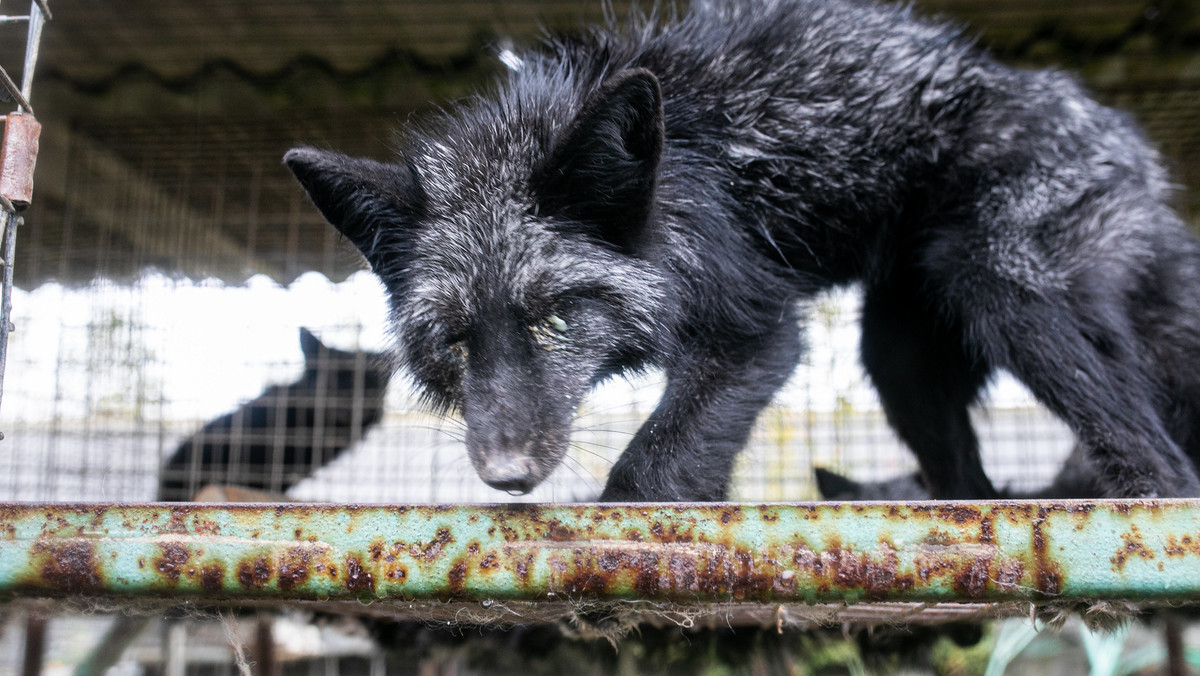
top-left (448, 338), bottom-right (469, 361)
top-left (529, 314), bottom-right (568, 347)
top-left (546, 314), bottom-right (568, 334)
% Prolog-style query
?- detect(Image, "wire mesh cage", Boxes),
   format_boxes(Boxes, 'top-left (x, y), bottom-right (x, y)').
top-left (0, 274), bottom-right (1078, 506)
top-left (6, 1), bottom-right (1200, 674)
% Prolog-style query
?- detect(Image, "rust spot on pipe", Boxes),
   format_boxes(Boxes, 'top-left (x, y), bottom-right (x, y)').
top-left (979, 517), bottom-right (995, 545)
top-left (1112, 524), bottom-right (1155, 571)
top-left (344, 555), bottom-right (374, 593)
top-left (597, 551), bottom-right (619, 573)
top-left (936, 504), bottom-right (982, 526)
top-left (418, 528), bottom-right (453, 561)
top-left (952, 555), bottom-right (992, 598)
top-left (277, 547), bottom-right (312, 592)
top-left (35, 540), bottom-right (103, 593)
top-left (824, 545), bottom-right (909, 601)
top-left (655, 521), bottom-right (696, 543)
top-left (1031, 509), bottom-right (1062, 596)
top-left (923, 529), bottom-right (957, 546)
top-left (633, 552), bottom-right (661, 596)
top-left (515, 553), bottom-right (533, 583)
top-left (200, 565), bottom-right (224, 593)
top-left (668, 552), bottom-right (698, 591)
top-left (566, 572), bottom-right (608, 595)
top-left (1164, 534), bottom-right (1200, 558)
top-left (237, 556), bottom-right (272, 589)
top-left (719, 507), bottom-right (743, 525)
top-left (447, 560), bottom-right (468, 595)
top-left (996, 560), bottom-right (1025, 590)
top-left (166, 507), bottom-right (191, 535)
top-left (545, 520), bottom-right (576, 541)
top-left (155, 542), bottom-right (190, 583)
top-left (692, 545), bottom-right (770, 600)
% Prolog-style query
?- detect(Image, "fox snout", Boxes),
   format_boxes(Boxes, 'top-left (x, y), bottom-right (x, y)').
top-left (466, 427), bottom-right (545, 494)
top-left (459, 348), bottom-right (582, 494)
top-left (464, 413), bottom-right (556, 494)
top-left (474, 451), bottom-right (539, 493)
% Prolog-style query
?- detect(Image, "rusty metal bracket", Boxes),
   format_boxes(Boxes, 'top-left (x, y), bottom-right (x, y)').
top-left (0, 113), bottom-right (40, 208)
top-left (2, 501), bottom-right (1199, 610)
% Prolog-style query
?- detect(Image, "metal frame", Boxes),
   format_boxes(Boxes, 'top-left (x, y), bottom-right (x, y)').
top-left (0, 0), bottom-right (49, 422)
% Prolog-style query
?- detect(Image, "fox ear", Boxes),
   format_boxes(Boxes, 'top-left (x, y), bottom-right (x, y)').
top-left (299, 327), bottom-right (323, 362)
top-left (537, 68), bottom-right (664, 254)
top-left (813, 467), bottom-right (859, 500)
top-left (284, 147), bottom-right (421, 261)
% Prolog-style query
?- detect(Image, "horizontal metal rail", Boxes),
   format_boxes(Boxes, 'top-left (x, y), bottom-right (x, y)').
top-left (1, 501), bottom-right (1199, 606)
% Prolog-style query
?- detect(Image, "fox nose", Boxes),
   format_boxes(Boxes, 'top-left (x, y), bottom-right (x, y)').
top-left (478, 454), bottom-right (537, 494)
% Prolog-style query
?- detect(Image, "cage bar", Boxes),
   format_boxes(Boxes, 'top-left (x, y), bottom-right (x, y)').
top-left (2, 500), bottom-right (1199, 609)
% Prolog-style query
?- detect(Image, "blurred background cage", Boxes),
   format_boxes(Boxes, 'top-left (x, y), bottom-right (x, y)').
top-left (4, 0), bottom-right (1200, 674)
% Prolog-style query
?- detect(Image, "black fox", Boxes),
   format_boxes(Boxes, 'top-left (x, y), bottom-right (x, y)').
top-left (286, 0), bottom-right (1200, 501)
top-left (158, 328), bottom-right (390, 500)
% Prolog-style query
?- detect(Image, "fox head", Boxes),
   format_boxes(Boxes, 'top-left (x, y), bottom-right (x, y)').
top-left (286, 69), bottom-right (673, 493)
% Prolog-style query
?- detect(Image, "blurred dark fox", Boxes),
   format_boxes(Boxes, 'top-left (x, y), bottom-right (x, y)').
top-left (158, 328), bottom-right (390, 501)
top-left (814, 446), bottom-right (1102, 501)
top-left (286, 0), bottom-right (1200, 500)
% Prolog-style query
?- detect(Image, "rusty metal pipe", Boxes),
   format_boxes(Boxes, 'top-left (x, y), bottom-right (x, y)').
top-left (3, 501), bottom-right (1200, 606)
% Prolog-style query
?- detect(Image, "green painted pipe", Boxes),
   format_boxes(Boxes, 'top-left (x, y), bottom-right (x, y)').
top-left (1, 501), bottom-right (1199, 605)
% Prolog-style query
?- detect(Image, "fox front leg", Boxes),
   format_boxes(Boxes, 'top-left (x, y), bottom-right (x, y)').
top-left (599, 313), bottom-right (803, 502)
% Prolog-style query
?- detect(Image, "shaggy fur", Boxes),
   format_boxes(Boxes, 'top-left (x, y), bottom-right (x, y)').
top-left (158, 328), bottom-right (390, 500)
top-left (286, 0), bottom-right (1200, 500)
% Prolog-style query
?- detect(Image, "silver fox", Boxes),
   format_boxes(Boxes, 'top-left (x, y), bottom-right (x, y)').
top-left (287, 0), bottom-right (1200, 500)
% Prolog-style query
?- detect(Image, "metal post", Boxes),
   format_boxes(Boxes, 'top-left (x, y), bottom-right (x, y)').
top-left (0, 211), bottom-right (19, 421)
top-left (254, 616), bottom-right (277, 676)
top-left (1165, 614), bottom-right (1185, 676)
top-left (20, 614), bottom-right (45, 676)
top-left (20, 3), bottom-right (48, 107)
top-left (0, 0), bottom-right (50, 421)
top-left (72, 616), bottom-right (150, 676)
top-left (165, 621), bottom-right (187, 676)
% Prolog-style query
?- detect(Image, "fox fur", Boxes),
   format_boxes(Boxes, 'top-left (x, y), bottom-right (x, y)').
top-left (286, 0), bottom-right (1200, 500)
